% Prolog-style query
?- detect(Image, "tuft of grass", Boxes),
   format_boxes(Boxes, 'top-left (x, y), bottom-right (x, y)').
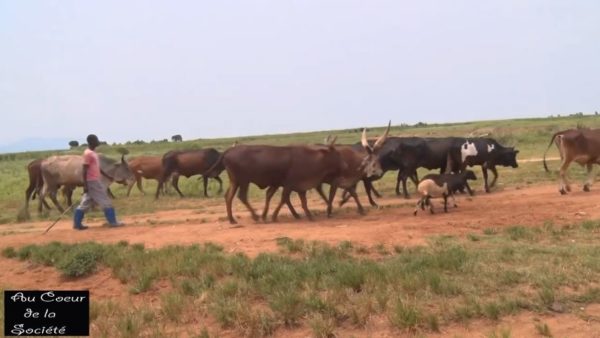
top-left (483, 228), bottom-right (498, 235)
top-left (535, 322), bottom-right (553, 337)
top-left (161, 292), bottom-right (186, 322)
top-left (1, 246), bottom-right (16, 258)
top-left (389, 299), bottom-right (422, 331)
top-left (467, 233), bottom-right (481, 241)
top-left (308, 313), bottom-right (336, 338)
top-left (505, 225), bottom-right (534, 241)
top-left (538, 286), bottom-right (555, 308)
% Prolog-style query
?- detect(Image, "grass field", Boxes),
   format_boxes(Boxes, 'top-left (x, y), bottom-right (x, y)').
top-left (2, 114), bottom-right (600, 337)
top-left (1, 114), bottom-right (599, 224)
top-left (3, 220), bottom-right (600, 337)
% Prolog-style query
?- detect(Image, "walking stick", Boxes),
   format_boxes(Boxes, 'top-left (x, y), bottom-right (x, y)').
top-left (43, 203), bottom-right (75, 234)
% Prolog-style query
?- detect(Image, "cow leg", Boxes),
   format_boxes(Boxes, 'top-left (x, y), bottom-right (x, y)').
top-left (481, 165), bottom-right (490, 193)
top-left (410, 172), bottom-right (419, 193)
top-left (155, 179), bottom-right (164, 199)
top-left (558, 158), bottom-right (573, 194)
top-left (451, 194), bottom-right (458, 208)
top-left (339, 190), bottom-right (351, 207)
top-left (489, 165), bottom-right (499, 188)
top-left (284, 195), bottom-right (301, 219)
top-left (298, 191), bottom-right (313, 221)
top-left (261, 186), bottom-right (278, 221)
top-left (443, 194), bottom-right (448, 212)
top-left (401, 173), bottom-right (410, 199)
top-left (428, 196), bottom-right (435, 214)
top-left (272, 188), bottom-right (291, 222)
top-left (395, 171), bottom-right (402, 196)
top-left (126, 178), bottom-right (136, 197)
top-left (237, 183), bottom-right (259, 222)
top-left (48, 190), bottom-right (65, 213)
top-left (172, 175), bottom-right (185, 198)
top-left (347, 186), bottom-right (365, 215)
top-left (371, 184), bottom-right (382, 198)
top-left (413, 198), bottom-right (422, 216)
top-left (362, 179), bottom-right (378, 207)
top-left (203, 176), bottom-right (209, 197)
top-left (583, 163), bottom-right (594, 192)
top-left (107, 187), bottom-right (116, 199)
top-left (316, 184), bottom-right (329, 205)
top-left (225, 181), bottom-right (239, 224)
top-left (214, 176), bottom-right (223, 194)
top-left (326, 184), bottom-right (338, 217)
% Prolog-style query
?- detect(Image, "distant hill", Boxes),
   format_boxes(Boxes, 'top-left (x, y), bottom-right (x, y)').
top-left (0, 138), bottom-right (73, 154)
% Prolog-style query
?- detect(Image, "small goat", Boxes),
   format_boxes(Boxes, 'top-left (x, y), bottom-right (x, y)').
top-left (413, 170), bottom-right (477, 215)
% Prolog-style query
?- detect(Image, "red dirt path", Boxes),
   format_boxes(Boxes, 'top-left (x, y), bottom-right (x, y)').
top-left (2, 183), bottom-right (600, 337)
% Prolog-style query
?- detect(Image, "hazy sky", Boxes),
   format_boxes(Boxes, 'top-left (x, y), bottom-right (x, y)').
top-left (1, 1), bottom-right (599, 146)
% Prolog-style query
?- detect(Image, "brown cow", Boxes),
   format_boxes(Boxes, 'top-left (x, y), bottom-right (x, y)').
top-left (543, 128), bottom-right (600, 194)
top-left (155, 149), bottom-right (224, 199)
top-left (127, 156), bottom-right (176, 197)
top-left (214, 124), bottom-right (389, 224)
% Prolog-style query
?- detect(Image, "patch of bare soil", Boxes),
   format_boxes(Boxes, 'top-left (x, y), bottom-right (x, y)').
top-left (2, 183), bottom-right (600, 336)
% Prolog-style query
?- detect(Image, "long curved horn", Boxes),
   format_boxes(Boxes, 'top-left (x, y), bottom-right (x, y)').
top-left (361, 128), bottom-right (371, 152)
top-left (372, 120), bottom-right (391, 150)
top-left (121, 154), bottom-right (126, 164)
top-left (327, 136), bottom-right (337, 146)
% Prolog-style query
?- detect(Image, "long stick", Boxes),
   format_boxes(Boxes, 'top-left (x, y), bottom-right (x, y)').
top-left (43, 203), bottom-right (75, 234)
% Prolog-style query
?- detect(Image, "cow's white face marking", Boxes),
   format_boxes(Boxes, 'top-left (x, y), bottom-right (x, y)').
top-left (461, 141), bottom-right (478, 162)
top-left (487, 144), bottom-right (495, 153)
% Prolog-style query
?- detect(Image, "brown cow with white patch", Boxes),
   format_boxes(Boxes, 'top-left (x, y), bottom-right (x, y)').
top-left (543, 128), bottom-right (600, 194)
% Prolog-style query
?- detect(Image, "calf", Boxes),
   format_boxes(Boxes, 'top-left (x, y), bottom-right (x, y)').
top-left (413, 170), bottom-right (477, 215)
top-left (127, 156), bottom-right (176, 196)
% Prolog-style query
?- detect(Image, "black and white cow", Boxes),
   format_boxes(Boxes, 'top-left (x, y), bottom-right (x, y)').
top-left (452, 138), bottom-right (519, 193)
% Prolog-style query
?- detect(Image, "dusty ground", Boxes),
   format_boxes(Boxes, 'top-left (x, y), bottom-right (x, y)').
top-left (2, 182), bottom-right (600, 337)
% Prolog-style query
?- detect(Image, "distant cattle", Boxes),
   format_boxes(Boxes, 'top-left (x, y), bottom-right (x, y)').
top-left (414, 170), bottom-right (477, 215)
top-left (40, 155), bottom-right (134, 213)
top-left (452, 138), bottom-right (519, 193)
top-left (543, 128), bottom-right (600, 194)
top-left (127, 156), bottom-right (176, 197)
top-left (155, 149), bottom-right (224, 199)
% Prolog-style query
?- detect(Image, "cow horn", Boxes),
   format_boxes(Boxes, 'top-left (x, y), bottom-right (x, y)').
top-left (372, 120), bottom-right (391, 150)
top-left (324, 135), bottom-right (331, 144)
top-left (361, 128), bottom-right (372, 152)
top-left (327, 136), bottom-right (337, 146)
top-left (121, 154), bottom-right (126, 164)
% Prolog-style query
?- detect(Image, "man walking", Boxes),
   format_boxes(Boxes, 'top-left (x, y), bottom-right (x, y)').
top-left (73, 134), bottom-right (124, 230)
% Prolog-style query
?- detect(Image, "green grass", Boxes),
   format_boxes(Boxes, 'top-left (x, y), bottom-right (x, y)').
top-left (4, 219), bottom-right (600, 336)
top-left (2, 114), bottom-right (600, 224)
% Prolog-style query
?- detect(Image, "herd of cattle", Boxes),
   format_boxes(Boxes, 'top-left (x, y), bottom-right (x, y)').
top-left (22, 125), bottom-right (600, 224)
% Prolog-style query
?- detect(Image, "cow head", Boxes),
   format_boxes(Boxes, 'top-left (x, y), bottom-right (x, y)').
top-left (462, 169), bottom-right (477, 181)
top-left (100, 155), bottom-right (135, 185)
top-left (499, 148), bottom-right (519, 168)
top-left (359, 121), bottom-right (391, 177)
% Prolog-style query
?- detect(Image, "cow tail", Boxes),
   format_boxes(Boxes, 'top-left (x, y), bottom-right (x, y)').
top-left (543, 131), bottom-right (562, 172)
top-left (203, 150), bottom-right (226, 177)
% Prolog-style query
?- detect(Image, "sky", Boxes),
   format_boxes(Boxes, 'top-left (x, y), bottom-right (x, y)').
top-left (1, 0), bottom-right (599, 149)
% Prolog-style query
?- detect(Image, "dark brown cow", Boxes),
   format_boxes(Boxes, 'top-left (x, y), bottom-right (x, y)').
top-left (155, 149), bottom-right (224, 199)
top-left (217, 141), bottom-right (344, 224)
top-left (127, 156), bottom-right (177, 197)
top-left (215, 124), bottom-right (390, 224)
top-left (543, 128), bottom-right (600, 194)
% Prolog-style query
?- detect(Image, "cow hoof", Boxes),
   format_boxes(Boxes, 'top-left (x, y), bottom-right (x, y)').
top-left (358, 209), bottom-right (366, 216)
top-left (559, 189), bottom-right (567, 195)
top-left (566, 185), bottom-right (572, 192)
top-left (583, 185), bottom-right (591, 192)
top-left (413, 210), bottom-right (417, 216)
